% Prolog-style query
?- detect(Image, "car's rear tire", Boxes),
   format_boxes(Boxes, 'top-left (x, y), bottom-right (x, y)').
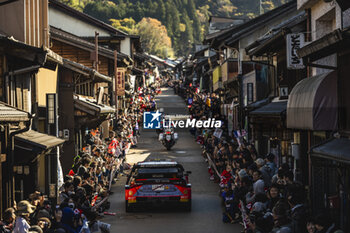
top-left (184, 200), bottom-right (191, 212)
top-left (125, 200), bottom-right (132, 213)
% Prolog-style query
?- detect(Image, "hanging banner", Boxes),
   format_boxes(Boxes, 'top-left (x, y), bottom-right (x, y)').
top-left (228, 107), bottom-right (233, 136)
top-left (116, 68), bottom-right (125, 96)
top-left (286, 33), bottom-right (305, 70)
top-left (129, 75), bottom-right (136, 93)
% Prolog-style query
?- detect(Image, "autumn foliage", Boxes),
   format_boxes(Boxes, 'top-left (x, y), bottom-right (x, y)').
top-left (136, 18), bottom-right (174, 58)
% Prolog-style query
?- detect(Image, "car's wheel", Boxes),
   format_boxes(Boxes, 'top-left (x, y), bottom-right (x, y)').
top-left (125, 200), bottom-right (132, 213)
top-left (184, 200), bottom-right (191, 212)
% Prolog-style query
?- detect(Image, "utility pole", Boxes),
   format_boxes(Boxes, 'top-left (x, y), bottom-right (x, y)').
top-left (114, 50), bottom-right (118, 118)
top-left (94, 31), bottom-right (99, 71)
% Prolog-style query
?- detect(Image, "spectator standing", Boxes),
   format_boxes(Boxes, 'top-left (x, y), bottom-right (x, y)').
top-left (0, 208), bottom-right (16, 233)
top-left (13, 201), bottom-right (36, 233)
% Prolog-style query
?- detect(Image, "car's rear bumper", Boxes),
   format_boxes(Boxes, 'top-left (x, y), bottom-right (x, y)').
top-left (126, 196), bottom-right (190, 208)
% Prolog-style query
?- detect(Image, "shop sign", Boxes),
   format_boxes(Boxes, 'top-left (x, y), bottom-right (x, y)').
top-left (116, 68), bottom-right (125, 96)
top-left (286, 33), bottom-right (305, 69)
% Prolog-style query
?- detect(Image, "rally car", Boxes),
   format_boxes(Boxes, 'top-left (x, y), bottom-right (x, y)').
top-left (125, 160), bottom-right (192, 212)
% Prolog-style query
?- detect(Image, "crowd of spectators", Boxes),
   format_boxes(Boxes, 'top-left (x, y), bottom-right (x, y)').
top-left (176, 82), bottom-right (344, 233)
top-left (0, 82), bottom-right (161, 233)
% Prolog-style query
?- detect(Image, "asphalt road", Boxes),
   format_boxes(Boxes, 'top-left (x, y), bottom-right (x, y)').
top-left (103, 88), bottom-right (242, 233)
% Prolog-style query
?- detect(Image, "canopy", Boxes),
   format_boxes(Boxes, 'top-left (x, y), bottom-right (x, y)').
top-left (74, 94), bottom-right (115, 115)
top-left (311, 138), bottom-right (350, 164)
top-left (250, 100), bottom-right (287, 116)
top-left (0, 102), bottom-right (30, 122)
top-left (287, 71), bottom-right (337, 130)
top-left (15, 130), bottom-right (65, 151)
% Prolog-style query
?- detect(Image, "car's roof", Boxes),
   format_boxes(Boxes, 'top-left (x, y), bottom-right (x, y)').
top-left (136, 161), bottom-right (178, 168)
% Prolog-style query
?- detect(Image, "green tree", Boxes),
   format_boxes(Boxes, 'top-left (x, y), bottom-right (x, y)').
top-left (178, 11), bottom-right (193, 55)
top-left (110, 17), bottom-right (137, 34)
top-left (84, 1), bottom-right (118, 22)
top-left (156, 0), bottom-right (166, 23)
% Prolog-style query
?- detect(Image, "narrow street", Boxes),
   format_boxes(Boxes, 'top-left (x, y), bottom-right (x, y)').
top-left (103, 88), bottom-right (242, 233)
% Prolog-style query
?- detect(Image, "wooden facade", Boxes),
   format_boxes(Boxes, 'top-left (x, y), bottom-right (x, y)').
top-left (0, 0), bottom-right (49, 48)
top-left (51, 40), bottom-right (111, 76)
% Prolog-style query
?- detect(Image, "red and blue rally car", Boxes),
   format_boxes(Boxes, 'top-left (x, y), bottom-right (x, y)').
top-left (125, 160), bottom-right (192, 212)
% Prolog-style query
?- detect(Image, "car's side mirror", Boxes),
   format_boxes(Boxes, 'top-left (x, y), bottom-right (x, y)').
top-left (125, 185), bottom-right (130, 189)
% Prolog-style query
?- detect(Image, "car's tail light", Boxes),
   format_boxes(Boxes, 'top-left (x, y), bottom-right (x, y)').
top-left (176, 185), bottom-right (191, 197)
top-left (125, 186), bottom-right (140, 200)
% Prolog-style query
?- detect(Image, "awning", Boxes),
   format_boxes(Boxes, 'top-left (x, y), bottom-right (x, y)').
top-left (250, 99), bottom-right (287, 116)
top-left (0, 102), bottom-right (30, 122)
top-left (15, 130), bottom-right (65, 151)
top-left (245, 97), bottom-right (271, 111)
top-left (297, 29), bottom-right (346, 62)
top-left (311, 138), bottom-right (350, 164)
top-left (0, 33), bottom-right (46, 65)
top-left (287, 71), bottom-right (337, 130)
top-left (74, 95), bottom-right (115, 116)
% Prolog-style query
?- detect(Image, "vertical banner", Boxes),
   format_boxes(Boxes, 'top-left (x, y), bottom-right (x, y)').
top-left (129, 75), bottom-right (136, 93)
top-left (228, 105), bottom-right (233, 136)
top-left (116, 68), bottom-right (126, 96)
top-left (286, 33), bottom-right (305, 70)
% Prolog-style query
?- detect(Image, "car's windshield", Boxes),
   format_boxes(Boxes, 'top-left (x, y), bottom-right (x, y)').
top-left (133, 167), bottom-right (183, 179)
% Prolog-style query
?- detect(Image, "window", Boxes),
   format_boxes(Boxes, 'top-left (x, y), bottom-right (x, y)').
top-left (75, 80), bottom-right (93, 97)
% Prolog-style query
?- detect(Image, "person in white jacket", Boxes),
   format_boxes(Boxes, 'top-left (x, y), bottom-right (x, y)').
top-left (13, 201), bottom-right (36, 233)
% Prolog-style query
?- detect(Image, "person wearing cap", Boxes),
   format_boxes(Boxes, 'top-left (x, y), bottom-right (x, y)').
top-left (255, 158), bottom-right (272, 187)
top-left (13, 200), bottom-right (36, 233)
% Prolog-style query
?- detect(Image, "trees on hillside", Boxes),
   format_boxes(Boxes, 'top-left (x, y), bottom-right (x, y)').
top-left (60, 0), bottom-right (290, 57)
top-left (137, 18), bottom-right (174, 58)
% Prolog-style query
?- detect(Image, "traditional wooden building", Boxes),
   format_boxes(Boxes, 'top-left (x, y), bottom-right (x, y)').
top-left (293, 0), bottom-right (350, 229)
top-left (245, 11), bottom-right (307, 179)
